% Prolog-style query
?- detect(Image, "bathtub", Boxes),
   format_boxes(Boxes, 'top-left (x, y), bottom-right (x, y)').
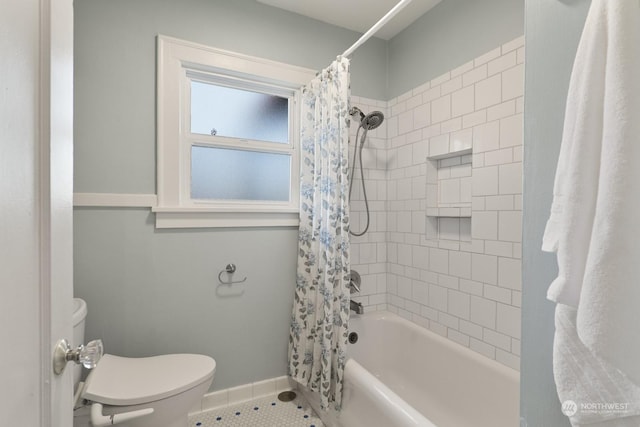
top-left (302, 310), bottom-right (520, 427)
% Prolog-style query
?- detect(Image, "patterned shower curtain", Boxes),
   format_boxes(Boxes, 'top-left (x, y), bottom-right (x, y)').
top-left (288, 56), bottom-right (351, 411)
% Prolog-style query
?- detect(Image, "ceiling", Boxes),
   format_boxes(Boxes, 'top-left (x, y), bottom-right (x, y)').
top-left (255, 0), bottom-right (442, 41)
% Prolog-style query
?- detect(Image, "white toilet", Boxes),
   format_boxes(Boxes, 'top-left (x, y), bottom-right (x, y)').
top-left (73, 298), bottom-right (215, 427)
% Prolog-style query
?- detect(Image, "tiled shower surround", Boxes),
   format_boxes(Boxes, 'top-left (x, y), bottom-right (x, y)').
top-left (350, 36), bottom-right (524, 371)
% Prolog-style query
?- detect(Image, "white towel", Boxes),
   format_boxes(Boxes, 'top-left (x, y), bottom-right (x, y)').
top-left (554, 305), bottom-right (640, 426)
top-left (542, 0), bottom-right (640, 424)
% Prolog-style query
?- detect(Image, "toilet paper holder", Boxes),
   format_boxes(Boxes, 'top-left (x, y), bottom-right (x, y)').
top-left (217, 263), bottom-right (247, 285)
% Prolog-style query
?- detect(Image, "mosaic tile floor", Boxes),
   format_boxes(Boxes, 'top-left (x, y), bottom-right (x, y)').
top-left (188, 393), bottom-right (324, 427)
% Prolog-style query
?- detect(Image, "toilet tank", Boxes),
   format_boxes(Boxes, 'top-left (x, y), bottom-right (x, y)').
top-left (72, 298), bottom-right (87, 385)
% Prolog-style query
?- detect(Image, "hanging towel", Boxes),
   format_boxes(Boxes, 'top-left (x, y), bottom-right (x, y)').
top-left (554, 305), bottom-right (640, 426)
top-left (543, 0), bottom-right (640, 424)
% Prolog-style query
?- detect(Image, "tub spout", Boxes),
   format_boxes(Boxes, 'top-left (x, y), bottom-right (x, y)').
top-left (350, 300), bottom-right (364, 314)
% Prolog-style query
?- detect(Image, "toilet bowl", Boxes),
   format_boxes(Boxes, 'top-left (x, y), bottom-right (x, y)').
top-left (73, 299), bottom-right (215, 427)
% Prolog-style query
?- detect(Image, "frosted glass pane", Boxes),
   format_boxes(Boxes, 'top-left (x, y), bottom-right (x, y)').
top-left (191, 146), bottom-right (290, 201)
top-left (191, 81), bottom-right (289, 144)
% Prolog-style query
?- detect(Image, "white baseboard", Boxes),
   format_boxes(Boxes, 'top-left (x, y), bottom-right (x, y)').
top-left (189, 375), bottom-right (298, 415)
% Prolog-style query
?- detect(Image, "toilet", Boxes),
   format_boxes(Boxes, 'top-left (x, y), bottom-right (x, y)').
top-left (73, 298), bottom-right (215, 427)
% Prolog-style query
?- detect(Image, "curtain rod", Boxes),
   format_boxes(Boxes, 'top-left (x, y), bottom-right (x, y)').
top-left (341, 0), bottom-right (414, 58)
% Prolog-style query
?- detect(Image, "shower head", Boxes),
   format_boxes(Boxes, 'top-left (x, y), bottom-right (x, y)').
top-left (349, 106), bottom-right (384, 130)
top-left (362, 111), bottom-right (384, 130)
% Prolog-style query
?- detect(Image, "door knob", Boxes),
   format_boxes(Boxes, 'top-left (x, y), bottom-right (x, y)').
top-left (53, 339), bottom-right (103, 375)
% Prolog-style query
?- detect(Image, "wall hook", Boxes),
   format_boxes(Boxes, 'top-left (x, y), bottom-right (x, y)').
top-left (218, 263), bottom-right (247, 285)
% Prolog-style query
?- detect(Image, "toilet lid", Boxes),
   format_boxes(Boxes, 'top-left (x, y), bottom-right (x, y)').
top-left (83, 354), bottom-right (216, 406)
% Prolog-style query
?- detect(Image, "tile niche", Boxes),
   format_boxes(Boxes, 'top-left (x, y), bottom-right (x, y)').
top-left (426, 143), bottom-right (473, 242)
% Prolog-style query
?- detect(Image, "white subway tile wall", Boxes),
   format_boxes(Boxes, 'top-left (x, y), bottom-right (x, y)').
top-left (349, 35), bottom-right (523, 372)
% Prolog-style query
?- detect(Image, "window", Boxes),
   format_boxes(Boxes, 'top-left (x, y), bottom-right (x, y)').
top-left (155, 36), bottom-right (316, 228)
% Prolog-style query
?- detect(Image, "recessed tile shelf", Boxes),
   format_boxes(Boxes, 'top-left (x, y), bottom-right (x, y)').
top-left (426, 207), bottom-right (472, 218)
top-left (426, 148), bottom-right (473, 219)
top-left (427, 147), bottom-right (472, 161)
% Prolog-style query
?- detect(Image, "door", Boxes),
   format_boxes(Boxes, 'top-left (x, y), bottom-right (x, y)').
top-left (0, 0), bottom-right (74, 426)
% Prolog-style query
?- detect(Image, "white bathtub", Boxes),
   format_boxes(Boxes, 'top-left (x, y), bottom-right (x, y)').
top-left (302, 310), bottom-right (520, 427)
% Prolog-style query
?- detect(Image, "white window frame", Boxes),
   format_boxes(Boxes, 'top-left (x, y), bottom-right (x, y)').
top-left (155, 35), bottom-right (315, 228)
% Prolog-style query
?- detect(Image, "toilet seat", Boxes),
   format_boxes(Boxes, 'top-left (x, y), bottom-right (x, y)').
top-left (83, 353), bottom-right (216, 406)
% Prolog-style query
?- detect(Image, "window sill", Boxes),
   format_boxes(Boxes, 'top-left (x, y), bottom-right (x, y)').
top-left (152, 207), bottom-right (299, 228)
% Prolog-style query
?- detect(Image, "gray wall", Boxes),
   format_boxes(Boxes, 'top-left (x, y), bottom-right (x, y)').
top-left (387, 0), bottom-right (524, 99)
top-left (521, 0), bottom-right (591, 426)
top-left (74, 209), bottom-right (298, 390)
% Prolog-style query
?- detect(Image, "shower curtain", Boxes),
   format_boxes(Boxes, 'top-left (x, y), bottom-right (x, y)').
top-left (288, 56), bottom-right (351, 411)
